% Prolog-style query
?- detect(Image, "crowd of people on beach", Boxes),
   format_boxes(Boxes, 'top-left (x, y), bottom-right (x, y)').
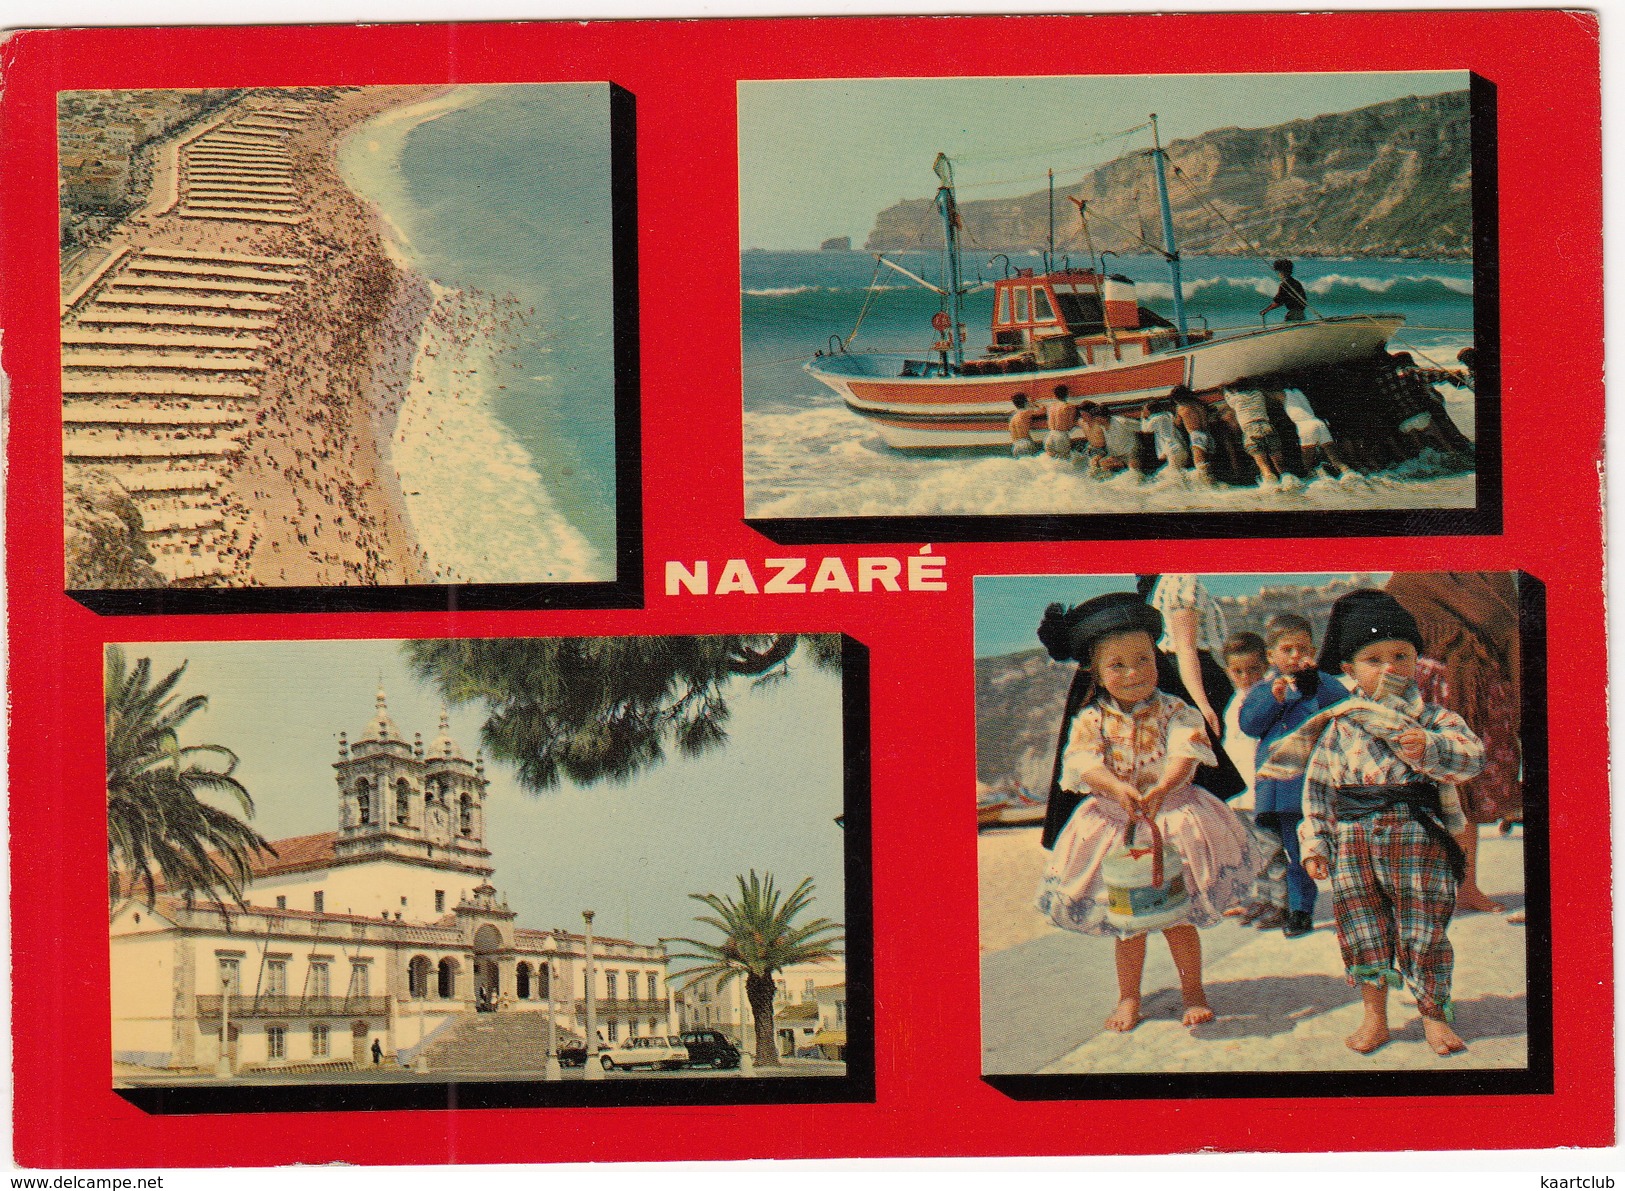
top-left (62, 87), bottom-right (459, 590)
top-left (1031, 572), bottom-right (1521, 1058)
top-left (1008, 347), bottom-right (1477, 490)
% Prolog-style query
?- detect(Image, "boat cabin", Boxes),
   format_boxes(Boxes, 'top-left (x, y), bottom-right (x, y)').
top-left (967, 268), bottom-right (1186, 376)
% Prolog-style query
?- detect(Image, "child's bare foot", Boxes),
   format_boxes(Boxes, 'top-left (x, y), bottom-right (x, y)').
top-left (1181, 1001), bottom-right (1214, 1027)
top-left (1104, 997), bottom-right (1142, 1032)
top-left (1345, 1019), bottom-right (1391, 1054)
top-left (1422, 1017), bottom-right (1468, 1056)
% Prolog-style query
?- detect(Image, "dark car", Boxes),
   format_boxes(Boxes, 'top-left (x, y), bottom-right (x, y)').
top-left (557, 1038), bottom-right (588, 1067)
top-left (680, 1029), bottom-right (741, 1069)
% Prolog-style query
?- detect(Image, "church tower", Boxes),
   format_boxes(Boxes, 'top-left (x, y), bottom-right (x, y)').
top-left (332, 688), bottom-right (493, 878)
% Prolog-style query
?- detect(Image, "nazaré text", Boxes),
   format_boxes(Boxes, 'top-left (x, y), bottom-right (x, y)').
top-left (666, 555), bottom-right (948, 595)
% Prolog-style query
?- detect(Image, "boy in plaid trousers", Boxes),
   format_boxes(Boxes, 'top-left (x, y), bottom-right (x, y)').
top-left (1295, 590), bottom-right (1486, 1056)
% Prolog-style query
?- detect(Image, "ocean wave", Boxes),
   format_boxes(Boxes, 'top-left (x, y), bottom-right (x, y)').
top-left (396, 286), bottom-right (606, 583)
top-left (742, 403), bottom-right (1475, 518)
top-left (1136, 274), bottom-right (1472, 309)
top-left (742, 283), bottom-right (913, 298)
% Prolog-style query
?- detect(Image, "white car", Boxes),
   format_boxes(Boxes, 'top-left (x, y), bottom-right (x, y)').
top-left (598, 1034), bottom-right (689, 1071)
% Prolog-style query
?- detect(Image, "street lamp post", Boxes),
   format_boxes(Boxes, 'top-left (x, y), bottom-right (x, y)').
top-left (737, 973), bottom-right (754, 1077)
top-left (582, 910), bottom-right (604, 1081)
top-left (544, 953), bottom-right (560, 1081)
top-left (215, 964), bottom-right (234, 1078)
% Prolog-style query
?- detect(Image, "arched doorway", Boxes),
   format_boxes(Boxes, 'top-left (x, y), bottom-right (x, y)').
top-left (351, 1019), bottom-right (370, 1064)
top-left (516, 962), bottom-right (532, 1000)
top-left (473, 924), bottom-right (503, 1011)
top-left (437, 957), bottom-right (459, 999)
top-left (408, 955), bottom-right (431, 1000)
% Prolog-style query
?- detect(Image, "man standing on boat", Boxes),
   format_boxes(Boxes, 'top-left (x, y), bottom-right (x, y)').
top-left (1262, 259), bottom-right (1309, 322)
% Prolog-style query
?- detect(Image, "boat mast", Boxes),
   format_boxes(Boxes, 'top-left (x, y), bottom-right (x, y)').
top-left (933, 152), bottom-right (966, 372)
top-left (1149, 114), bottom-right (1190, 347)
top-left (1046, 168), bottom-right (1055, 274)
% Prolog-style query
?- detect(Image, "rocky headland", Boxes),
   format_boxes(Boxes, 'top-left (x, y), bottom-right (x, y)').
top-left (867, 91), bottom-right (1471, 259)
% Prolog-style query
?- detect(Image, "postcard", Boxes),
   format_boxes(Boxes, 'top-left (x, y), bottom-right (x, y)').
top-left (2, 9), bottom-right (1608, 1170)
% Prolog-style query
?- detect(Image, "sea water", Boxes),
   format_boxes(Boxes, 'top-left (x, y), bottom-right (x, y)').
top-left (339, 85), bottom-right (616, 582)
top-left (742, 249), bottom-right (1478, 517)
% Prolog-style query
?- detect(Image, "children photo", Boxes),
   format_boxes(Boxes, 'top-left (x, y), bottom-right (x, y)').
top-left (975, 572), bottom-right (1536, 1083)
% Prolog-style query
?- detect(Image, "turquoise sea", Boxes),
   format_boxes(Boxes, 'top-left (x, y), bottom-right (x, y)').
top-left (340, 85), bottom-right (615, 583)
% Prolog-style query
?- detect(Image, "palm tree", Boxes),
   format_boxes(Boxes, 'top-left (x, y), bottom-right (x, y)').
top-left (667, 871), bottom-right (844, 1067)
top-left (105, 645), bottom-right (275, 910)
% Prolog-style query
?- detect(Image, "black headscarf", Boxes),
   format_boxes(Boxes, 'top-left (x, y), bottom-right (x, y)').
top-left (1037, 594), bottom-right (1165, 849)
top-left (1318, 589), bottom-right (1425, 673)
top-left (1037, 593), bottom-right (1164, 669)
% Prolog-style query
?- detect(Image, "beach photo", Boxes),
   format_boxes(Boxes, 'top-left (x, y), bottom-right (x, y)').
top-left (974, 572), bottom-right (1542, 1096)
top-left (61, 83), bottom-right (631, 602)
top-left (740, 73), bottom-right (1493, 539)
top-left (107, 633), bottom-right (868, 1112)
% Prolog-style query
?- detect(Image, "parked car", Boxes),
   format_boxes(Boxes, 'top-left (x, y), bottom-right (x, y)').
top-left (679, 1029), bottom-right (741, 1069)
top-left (599, 1034), bottom-right (689, 1071)
top-left (557, 1037), bottom-right (589, 1068)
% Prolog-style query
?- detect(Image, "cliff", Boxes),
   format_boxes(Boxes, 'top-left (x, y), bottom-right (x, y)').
top-left (867, 91), bottom-right (1471, 259)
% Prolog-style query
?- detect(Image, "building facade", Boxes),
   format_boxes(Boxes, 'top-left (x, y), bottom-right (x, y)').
top-left (672, 956), bottom-right (845, 1058)
top-left (110, 691), bottom-right (674, 1075)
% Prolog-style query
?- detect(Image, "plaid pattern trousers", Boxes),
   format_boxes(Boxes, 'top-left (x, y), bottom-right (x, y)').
top-left (1331, 807), bottom-right (1458, 1020)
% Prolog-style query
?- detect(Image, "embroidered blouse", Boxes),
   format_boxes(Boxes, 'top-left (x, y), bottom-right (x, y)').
top-left (1062, 689), bottom-right (1216, 795)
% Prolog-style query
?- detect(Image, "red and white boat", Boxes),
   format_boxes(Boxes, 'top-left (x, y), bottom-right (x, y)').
top-left (805, 142), bottom-right (1403, 451)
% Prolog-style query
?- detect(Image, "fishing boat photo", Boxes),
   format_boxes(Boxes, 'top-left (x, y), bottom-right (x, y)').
top-left (805, 124), bottom-right (1405, 451)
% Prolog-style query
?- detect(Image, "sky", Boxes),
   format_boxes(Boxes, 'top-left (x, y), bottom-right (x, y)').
top-left (739, 71), bottom-right (1466, 249)
top-left (973, 572), bottom-right (1392, 658)
top-left (121, 637), bottom-right (847, 947)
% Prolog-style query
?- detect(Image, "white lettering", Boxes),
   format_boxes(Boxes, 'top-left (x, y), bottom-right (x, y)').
top-left (666, 559), bottom-right (708, 595)
top-left (763, 558), bottom-right (808, 594)
top-left (858, 557), bottom-right (902, 592)
top-left (810, 557), bottom-right (855, 593)
top-left (663, 555), bottom-right (947, 595)
top-left (714, 559), bottom-right (760, 595)
top-left (908, 555), bottom-right (947, 590)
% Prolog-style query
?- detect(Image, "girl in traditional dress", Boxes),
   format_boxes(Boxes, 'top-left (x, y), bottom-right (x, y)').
top-left (1035, 593), bottom-right (1270, 1033)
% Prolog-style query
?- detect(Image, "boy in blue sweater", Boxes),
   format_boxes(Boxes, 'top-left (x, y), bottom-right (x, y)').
top-left (1239, 614), bottom-right (1348, 936)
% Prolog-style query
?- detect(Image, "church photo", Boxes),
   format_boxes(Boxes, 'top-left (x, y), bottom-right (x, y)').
top-left (106, 633), bottom-right (863, 1109)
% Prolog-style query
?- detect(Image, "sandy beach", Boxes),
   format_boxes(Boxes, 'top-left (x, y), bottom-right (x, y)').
top-left (61, 86), bottom-right (451, 587)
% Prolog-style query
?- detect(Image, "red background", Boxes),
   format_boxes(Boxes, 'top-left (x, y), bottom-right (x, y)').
top-left (2, 11), bottom-right (1609, 1165)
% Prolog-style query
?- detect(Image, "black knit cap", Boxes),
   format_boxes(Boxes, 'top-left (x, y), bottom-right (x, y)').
top-left (1038, 592), bottom-right (1164, 665)
top-left (1318, 588), bottom-right (1425, 671)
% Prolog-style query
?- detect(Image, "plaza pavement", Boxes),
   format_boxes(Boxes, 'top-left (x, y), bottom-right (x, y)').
top-left (981, 823), bottom-right (1530, 1075)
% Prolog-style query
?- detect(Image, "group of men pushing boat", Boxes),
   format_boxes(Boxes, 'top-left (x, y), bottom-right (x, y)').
top-left (1008, 344), bottom-right (1477, 489)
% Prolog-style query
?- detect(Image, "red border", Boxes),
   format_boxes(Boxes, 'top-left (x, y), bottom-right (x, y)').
top-left (4, 11), bottom-right (1609, 1166)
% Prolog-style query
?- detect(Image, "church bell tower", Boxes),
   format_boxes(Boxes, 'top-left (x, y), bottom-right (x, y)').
top-left (333, 687), bottom-right (493, 877)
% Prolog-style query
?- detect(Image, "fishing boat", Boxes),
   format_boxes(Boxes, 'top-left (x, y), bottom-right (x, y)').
top-left (805, 123), bottom-right (1404, 451)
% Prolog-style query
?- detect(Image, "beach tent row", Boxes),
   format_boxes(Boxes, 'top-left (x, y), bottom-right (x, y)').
top-left (176, 104), bottom-right (310, 226)
top-left (62, 244), bottom-right (309, 584)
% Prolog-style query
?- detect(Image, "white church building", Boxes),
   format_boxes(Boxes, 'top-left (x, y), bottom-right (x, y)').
top-left (110, 690), bottom-right (675, 1077)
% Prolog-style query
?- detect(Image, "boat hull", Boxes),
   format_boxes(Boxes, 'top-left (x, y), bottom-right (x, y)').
top-left (805, 314), bottom-right (1404, 450)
